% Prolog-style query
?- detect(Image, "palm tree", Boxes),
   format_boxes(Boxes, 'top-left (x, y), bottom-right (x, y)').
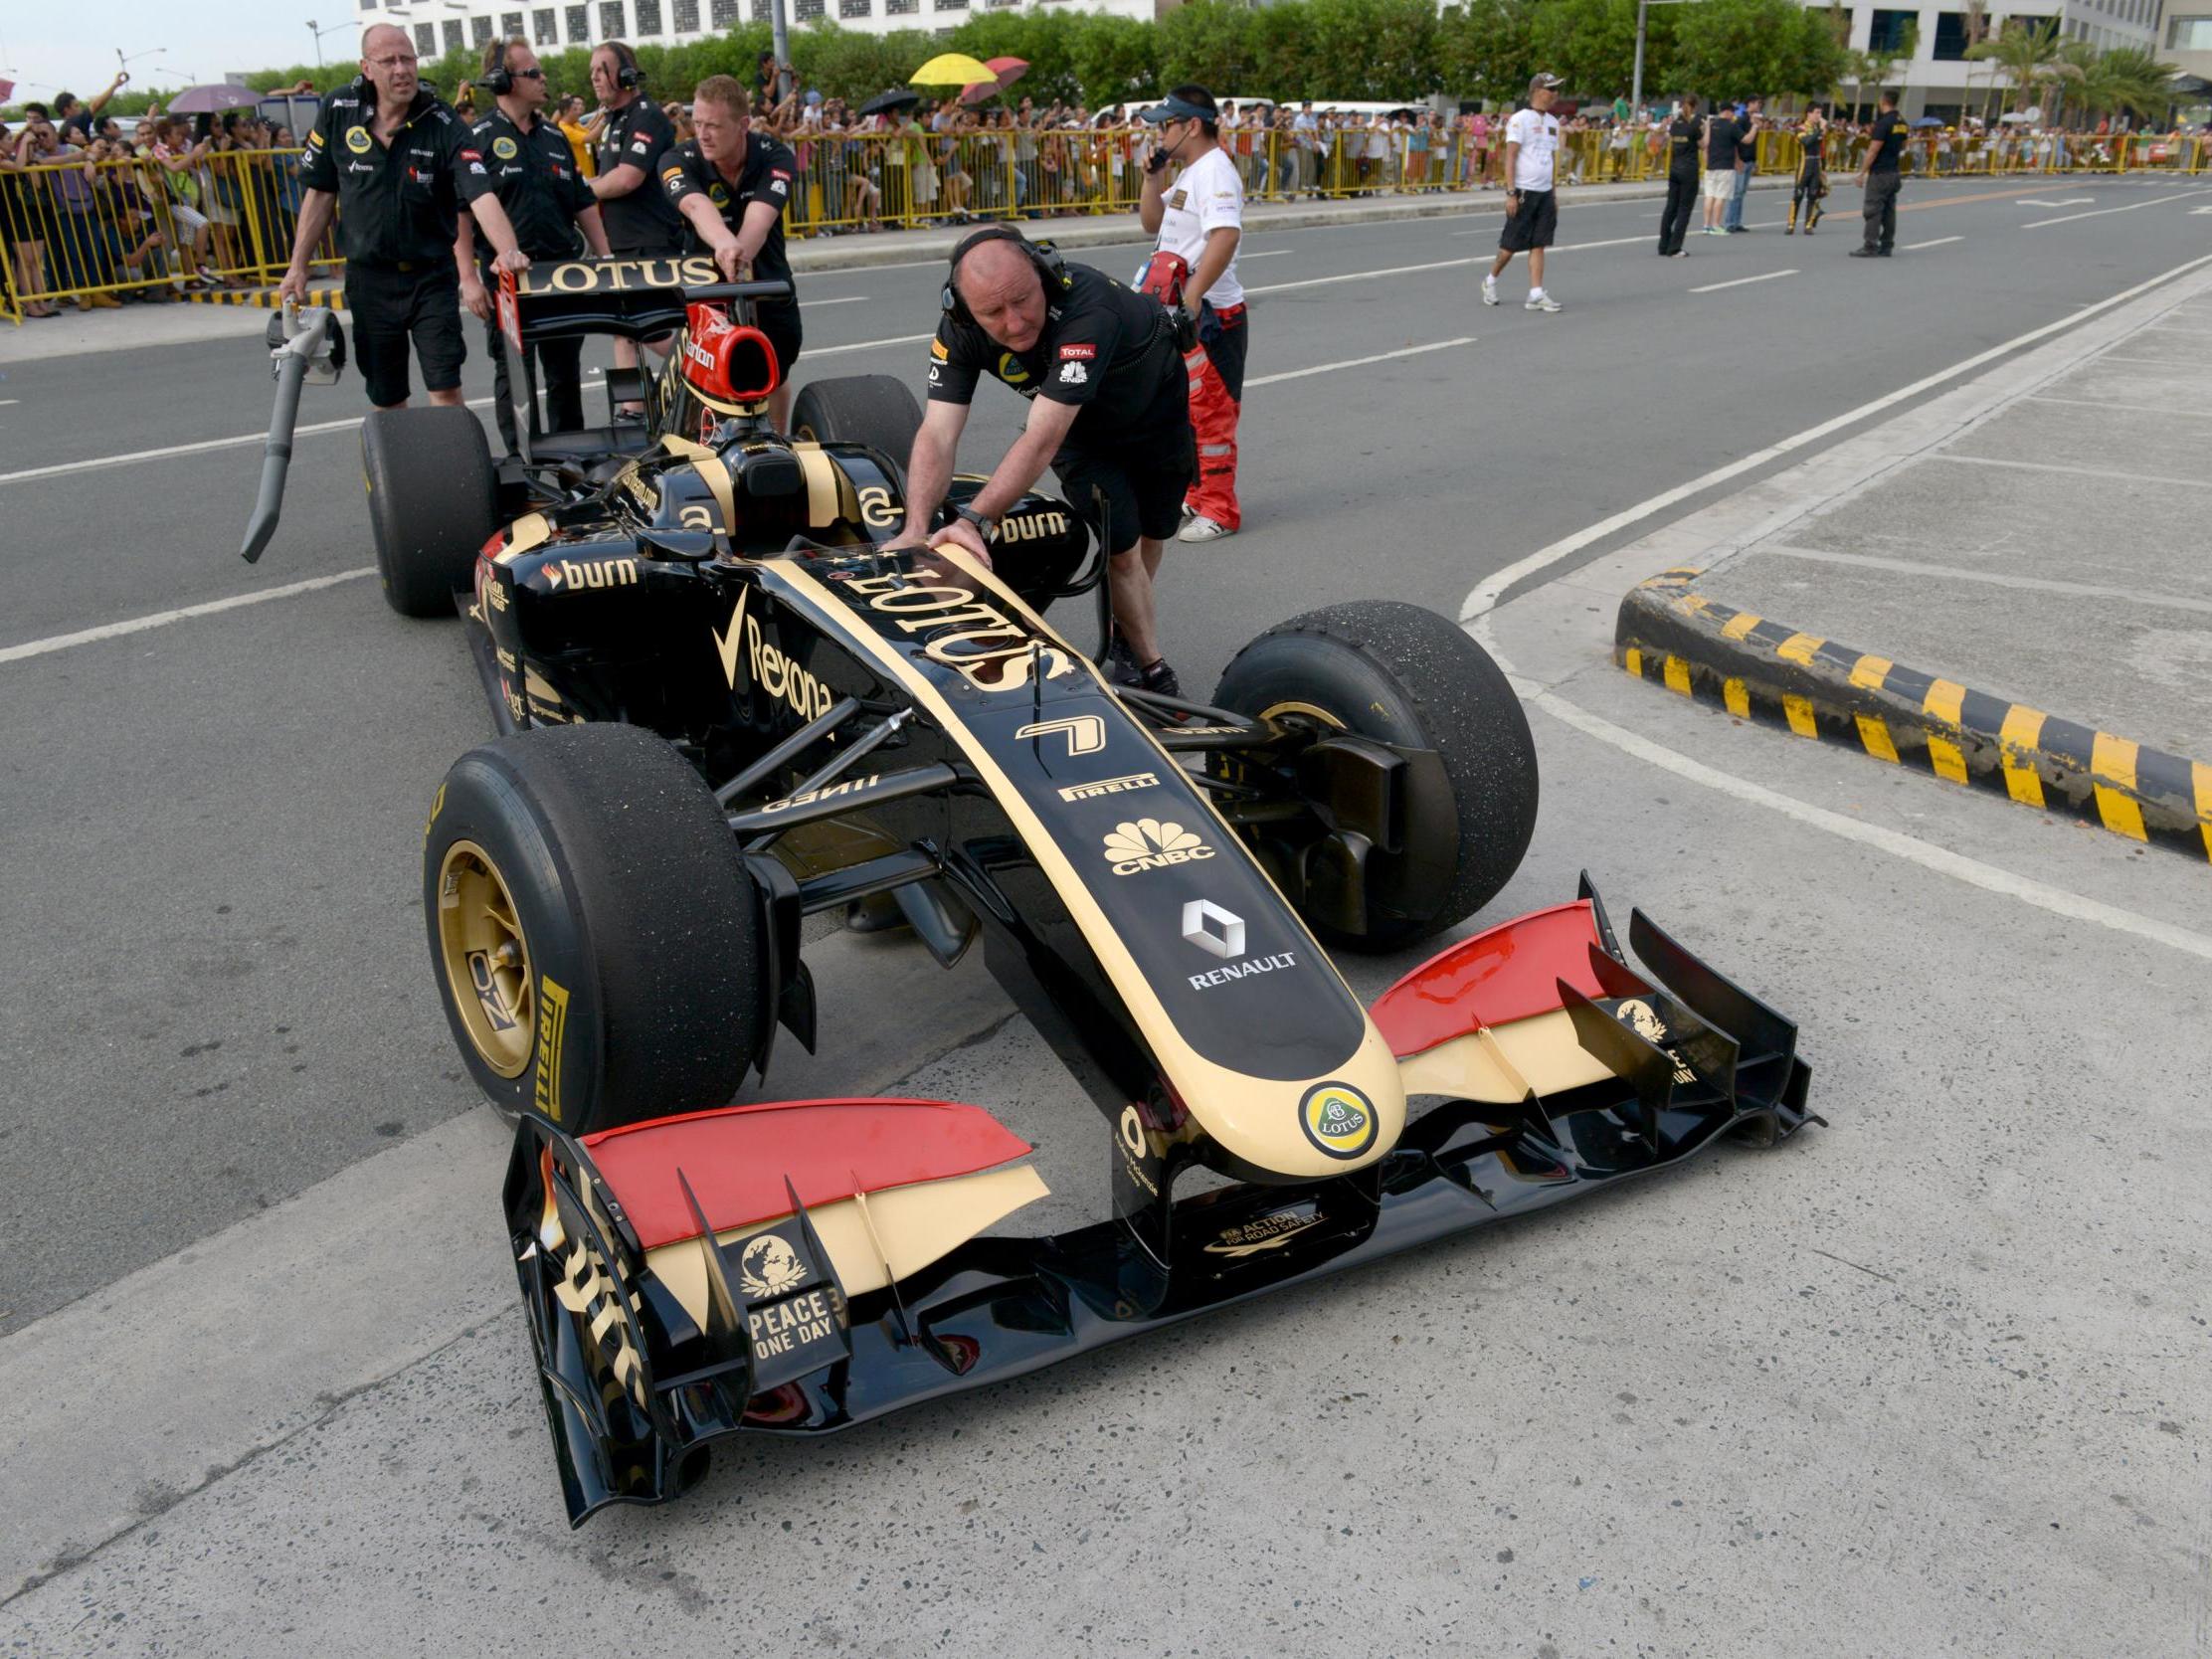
top-left (2092, 45), bottom-right (2182, 123)
top-left (1833, 46), bottom-right (1883, 120)
top-left (1966, 19), bottom-right (2079, 118)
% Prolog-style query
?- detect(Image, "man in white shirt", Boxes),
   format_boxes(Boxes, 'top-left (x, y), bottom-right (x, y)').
top-left (1140, 85), bottom-right (1247, 542)
top-left (1482, 72), bottom-right (1565, 313)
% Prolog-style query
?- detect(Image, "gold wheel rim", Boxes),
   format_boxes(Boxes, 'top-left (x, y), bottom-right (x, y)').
top-left (1257, 698), bottom-right (1347, 732)
top-left (435, 839), bottom-right (536, 1079)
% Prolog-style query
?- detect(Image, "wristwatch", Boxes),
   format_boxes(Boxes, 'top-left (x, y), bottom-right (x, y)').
top-left (952, 502), bottom-right (1000, 540)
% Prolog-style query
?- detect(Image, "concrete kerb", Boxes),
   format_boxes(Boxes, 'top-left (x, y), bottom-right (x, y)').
top-left (1614, 567), bottom-right (2212, 862)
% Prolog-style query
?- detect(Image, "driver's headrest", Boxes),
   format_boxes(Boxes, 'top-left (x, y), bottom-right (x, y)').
top-left (681, 301), bottom-right (780, 407)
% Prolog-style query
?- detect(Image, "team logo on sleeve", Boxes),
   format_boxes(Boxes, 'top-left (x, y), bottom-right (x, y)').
top-left (769, 168), bottom-right (791, 198)
top-left (492, 135), bottom-right (518, 160)
top-left (1057, 343), bottom-right (1095, 361)
top-left (630, 133), bottom-right (653, 154)
top-left (308, 128), bottom-right (326, 148)
top-left (929, 338), bottom-right (949, 362)
top-left (344, 125), bottom-right (372, 154)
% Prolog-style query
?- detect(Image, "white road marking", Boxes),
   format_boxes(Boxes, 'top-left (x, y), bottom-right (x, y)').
top-left (2016, 197), bottom-right (2095, 208)
top-left (1531, 691), bottom-right (2212, 964)
top-left (1238, 250), bottom-right (1293, 259)
top-left (1928, 451), bottom-right (2212, 489)
top-left (1761, 543), bottom-right (2212, 615)
top-left (1902, 235), bottom-right (1963, 249)
top-left (1454, 249), bottom-right (2212, 629)
top-left (1247, 336), bottom-right (1475, 388)
top-left (803, 293), bottom-right (871, 306)
top-left (2022, 189), bottom-right (2210, 227)
top-left (0, 397), bottom-right (494, 488)
top-left (2029, 393), bottom-right (2212, 416)
top-left (0, 399), bottom-right (18, 406)
top-left (1689, 269), bottom-right (1797, 293)
top-left (2088, 353), bottom-right (2199, 367)
top-left (0, 570), bottom-right (375, 666)
top-left (1248, 255), bottom-right (1479, 293)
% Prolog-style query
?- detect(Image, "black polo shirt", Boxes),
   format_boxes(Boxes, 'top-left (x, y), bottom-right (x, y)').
top-left (1704, 114), bottom-right (1739, 170)
top-left (1868, 110), bottom-right (1909, 173)
top-left (594, 94), bottom-right (684, 248)
top-left (658, 133), bottom-right (798, 297)
top-left (458, 106), bottom-right (593, 265)
top-left (925, 262), bottom-right (1184, 453)
top-left (300, 77), bottom-right (471, 267)
top-left (1667, 114), bottom-right (1699, 177)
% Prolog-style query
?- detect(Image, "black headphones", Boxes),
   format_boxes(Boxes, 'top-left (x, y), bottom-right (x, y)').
top-left (481, 39), bottom-right (515, 96)
top-left (941, 228), bottom-right (1070, 327)
top-left (606, 41), bottom-right (644, 92)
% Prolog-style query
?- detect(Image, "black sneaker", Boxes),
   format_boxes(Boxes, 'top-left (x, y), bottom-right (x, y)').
top-left (1849, 247), bottom-right (1879, 259)
top-left (1105, 635), bottom-right (1140, 686)
top-left (1138, 658), bottom-right (1181, 698)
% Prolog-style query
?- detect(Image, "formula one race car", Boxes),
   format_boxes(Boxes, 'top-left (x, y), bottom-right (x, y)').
top-left (244, 257), bottom-right (1819, 1526)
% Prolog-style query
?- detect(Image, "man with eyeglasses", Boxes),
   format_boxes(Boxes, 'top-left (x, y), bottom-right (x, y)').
top-left (281, 24), bottom-right (533, 411)
top-left (456, 36), bottom-right (611, 453)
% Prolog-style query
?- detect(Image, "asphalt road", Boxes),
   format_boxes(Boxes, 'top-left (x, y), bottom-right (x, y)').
top-left (2, 174), bottom-right (2209, 1653)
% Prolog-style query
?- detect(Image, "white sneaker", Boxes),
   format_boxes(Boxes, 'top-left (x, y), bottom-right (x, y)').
top-left (1179, 515), bottom-right (1233, 543)
top-left (1525, 293), bottom-right (1562, 312)
top-left (1481, 276), bottom-right (1499, 307)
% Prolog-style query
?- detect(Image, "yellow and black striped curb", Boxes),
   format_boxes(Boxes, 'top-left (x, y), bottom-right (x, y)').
top-left (180, 285), bottom-right (346, 310)
top-left (1615, 568), bottom-right (2212, 863)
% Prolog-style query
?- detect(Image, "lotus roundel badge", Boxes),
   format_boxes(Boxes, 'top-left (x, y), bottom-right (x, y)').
top-left (1299, 1082), bottom-right (1376, 1160)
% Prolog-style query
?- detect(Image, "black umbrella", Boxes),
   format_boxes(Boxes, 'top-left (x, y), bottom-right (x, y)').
top-left (857, 89), bottom-right (922, 117)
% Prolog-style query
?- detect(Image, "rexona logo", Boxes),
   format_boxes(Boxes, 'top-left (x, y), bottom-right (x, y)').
top-left (713, 586), bottom-right (836, 720)
top-left (1298, 1081), bottom-right (1377, 1161)
top-left (544, 556), bottom-right (639, 592)
top-left (1102, 818), bottom-right (1213, 876)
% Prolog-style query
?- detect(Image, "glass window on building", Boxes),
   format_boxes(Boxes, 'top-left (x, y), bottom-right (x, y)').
top-left (533, 8), bottom-right (558, 42)
top-left (1932, 11), bottom-right (1970, 56)
top-left (711, 0), bottom-right (738, 21)
top-left (2171, 14), bottom-right (2212, 45)
top-left (443, 18), bottom-right (466, 53)
top-left (600, 0), bottom-right (626, 38)
top-left (884, 0), bottom-right (916, 12)
top-left (414, 21), bottom-right (439, 55)
top-left (471, 14), bottom-right (494, 45)
top-left (750, 0), bottom-right (771, 21)
top-left (1868, 8), bottom-right (1920, 52)
top-left (674, 0), bottom-right (700, 30)
top-left (636, 0), bottom-right (662, 33)
top-left (839, 0), bottom-right (868, 16)
top-left (566, 3), bottom-right (588, 39)
top-left (796, 0), bottom-right (823, 18)
top-left (501, 11), bottom-right (524, 37)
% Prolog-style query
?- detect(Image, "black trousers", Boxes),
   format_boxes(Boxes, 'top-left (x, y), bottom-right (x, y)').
top-left (1791, 161), bottom-right (1826, 228)
top-left (1862, 170), bottom-right (1902, 253)
top-left (1657, 172), bottom-right (1698, 254)
top-left (484, 317), bottom-right (585, 456)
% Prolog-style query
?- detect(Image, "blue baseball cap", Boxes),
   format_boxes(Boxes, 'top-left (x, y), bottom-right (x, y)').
top-left (1140, 92), bottom-right (1216, 124)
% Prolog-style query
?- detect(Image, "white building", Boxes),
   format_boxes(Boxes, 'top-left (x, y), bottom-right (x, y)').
top-left (1810, 0), bottom-right (2162, 119)
top-left (366, 0), bottom-right (1158, 62)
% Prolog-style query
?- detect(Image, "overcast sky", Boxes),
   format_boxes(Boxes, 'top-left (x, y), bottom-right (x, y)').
top-left (4, 8), bottom-right (363, 102)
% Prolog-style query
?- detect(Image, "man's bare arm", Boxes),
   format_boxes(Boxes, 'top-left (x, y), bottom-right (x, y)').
top-left (970, 394), bottom-right (1079, 521)
top-left (890, 399), bottom-right (971, 545)
top-left (1186, 225), bottom-right (1240, 313)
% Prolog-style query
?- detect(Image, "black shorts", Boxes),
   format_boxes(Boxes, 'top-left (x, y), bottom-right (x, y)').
top-left (1499, 188), bottom-right (1559, 253)
top-left (344, 262), bottom-right (465, 408)
top-left (1054, 425), bottom-right (1197, 552)
top-left (753, 298), bottom-right (803, 382)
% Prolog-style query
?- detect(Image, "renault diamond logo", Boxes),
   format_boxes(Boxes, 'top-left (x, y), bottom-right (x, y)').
top-left (1182, 899), bottom-right (1244, 960)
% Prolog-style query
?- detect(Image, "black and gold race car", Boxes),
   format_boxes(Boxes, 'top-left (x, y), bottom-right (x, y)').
top-left (244, 257), bottom-right (1819, 1527)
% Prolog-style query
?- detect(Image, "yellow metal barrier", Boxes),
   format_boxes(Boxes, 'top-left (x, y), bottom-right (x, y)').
top-left (2, 148), bottom-right (337, 320)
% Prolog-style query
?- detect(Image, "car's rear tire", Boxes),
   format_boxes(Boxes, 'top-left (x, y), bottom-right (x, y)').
top-left (790, 375), bottom-right (924, 489)
top-left (362, 407), bottom-right (496, 620)
top-left (1211, 600), bottom-right (1538, 952)
top-left (423, 722), bottom-right (766, 1134)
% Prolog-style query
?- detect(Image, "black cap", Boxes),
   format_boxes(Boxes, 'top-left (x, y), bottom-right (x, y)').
top-left (1140, 91), bottom-right (1216, 125)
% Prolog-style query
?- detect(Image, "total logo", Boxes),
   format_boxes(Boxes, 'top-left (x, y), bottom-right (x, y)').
top-left (1181, 899), bottom-right (1298, 991)
top-left (1101, 818), bottom-right (1214, 876)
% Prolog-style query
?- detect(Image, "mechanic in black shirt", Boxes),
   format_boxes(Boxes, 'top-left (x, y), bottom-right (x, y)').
top-left (1788, 104), bottom-right (1828, 235)
top-left (1656, 94), bottom-right (1701, 257)
top-left (587, 40), bottom-right (685, 418)
top-left (891, 229), bottom-right (1195, 695)
top-left (661, 75), bottom-right (803, 434)
top-left (456, 35), bottom-right (612, 453)
top-left (280, 24), bottom-right (533, 411)
top-left (1852, 92), bottom-right (1909, 259)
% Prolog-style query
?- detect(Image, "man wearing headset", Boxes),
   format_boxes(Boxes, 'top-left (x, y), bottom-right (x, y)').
top-left (587, 40), bottom-right (684, 417)
top-left (888, 229), bottom-right (1195, 696)
top-left (1137, 84), bottom-right (1246, 545)
top-left (660, 76), bottom-right (802, 433)
top-left (456, 36), bottom-right (612, 453)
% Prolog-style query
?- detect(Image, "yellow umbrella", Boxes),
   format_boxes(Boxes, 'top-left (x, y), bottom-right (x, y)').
top-left (910, 52), bottom-right (998, 89)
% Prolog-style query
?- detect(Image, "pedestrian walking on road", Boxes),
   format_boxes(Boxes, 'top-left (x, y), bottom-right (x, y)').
top-left (1700, 102), bottom-right (1739, 235)
top-left (1787, 105), bottom-right (1828, 234)
top-left (1482, 73), bottom-right (1565, 313)
top-left (1137, 85), bottom-right (1246, 543)
top-left (1656, 94), bottom-right (1700, 257)
top-left (1851, 91), bottom-right (1908, 259)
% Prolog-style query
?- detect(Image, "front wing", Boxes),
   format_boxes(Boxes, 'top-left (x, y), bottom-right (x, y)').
top-left (507, 876), bottom-right (1819, 1526)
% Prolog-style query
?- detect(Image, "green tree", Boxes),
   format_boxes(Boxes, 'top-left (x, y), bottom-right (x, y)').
top-left (1965, 18), bottom-right (2078, 115)
top-left (1674, 0), bottom-right (1839, 100)
top-left (2090, 44), bottom-right (2183, 121)
top-left (1527, 0), bottom-right (1643, 100)
top-left (1160, 0), bottom-right (1262, 94)
top-left (1435, 0), bottom-right (1540, 106)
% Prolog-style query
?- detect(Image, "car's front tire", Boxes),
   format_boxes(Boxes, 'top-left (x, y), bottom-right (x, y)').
top-left (1212, 601), bottom-right (1539, 952)
top-left (423, 723), bottom-right (766, 1133)
top-left (362, 407), bottom-right (496, 620)
top-left (790, 374), bottom-right (924, 489)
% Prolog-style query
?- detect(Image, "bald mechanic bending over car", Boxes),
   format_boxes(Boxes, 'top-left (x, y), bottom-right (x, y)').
top-left (889, 229), bottom-right (1195, 696)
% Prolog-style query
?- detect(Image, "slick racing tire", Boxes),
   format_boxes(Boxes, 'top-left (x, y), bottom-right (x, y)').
top-left (423, 722), bottom-right (765, 1134)
top-left (362, 407), bottom-right (496, 620)
top-left (790, 375), bottom-right (924, 491)
top-left (1211, 600), bottom-right (1538, 952)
